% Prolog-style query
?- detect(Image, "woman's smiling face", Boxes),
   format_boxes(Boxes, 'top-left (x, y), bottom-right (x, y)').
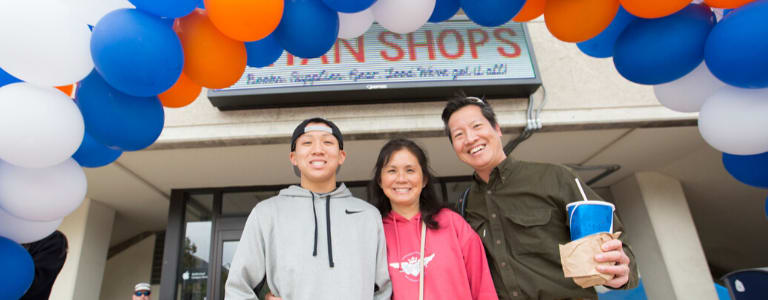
top-left (379, 149), bottom-right (425, 212)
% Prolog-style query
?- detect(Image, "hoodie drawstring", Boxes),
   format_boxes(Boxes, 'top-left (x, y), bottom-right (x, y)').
top-left (325, 195), bottom-right (334, 268)
top-left (392, 214), bottom-right (401, 260)
top-left (311, 193), bottom-right (334, 268)
top-left (311, 193), bottom-right (318, 257)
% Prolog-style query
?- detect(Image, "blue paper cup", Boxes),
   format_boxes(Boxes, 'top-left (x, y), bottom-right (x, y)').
top-left (566, 201), bottom-right (615, 240)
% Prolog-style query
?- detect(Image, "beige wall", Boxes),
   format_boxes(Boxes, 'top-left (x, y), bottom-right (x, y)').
top-left (100, 235), bottom-right (156, 300)
top-left (51, 198), bottom-right (115, 300)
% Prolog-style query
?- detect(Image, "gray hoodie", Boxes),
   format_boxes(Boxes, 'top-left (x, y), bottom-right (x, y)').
top-left (225, 184), bottom-right (392, 300)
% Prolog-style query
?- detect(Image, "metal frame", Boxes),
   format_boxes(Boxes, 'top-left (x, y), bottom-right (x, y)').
top-left (159, 190), bottom-right (185, 300)
top-left (208, 19), bottom-right (542, 110)
top-left (211, 217), bottom-right (247, 300)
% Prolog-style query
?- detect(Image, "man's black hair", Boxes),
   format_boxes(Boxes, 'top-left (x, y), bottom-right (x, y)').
top-left (290, 117), bottom-right (344, 151)
top-left (440, 91), bottom-right (499, 143)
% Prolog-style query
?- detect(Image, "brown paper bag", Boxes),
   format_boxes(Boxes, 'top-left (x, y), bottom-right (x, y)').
top-left (559, 232), bottom-right (622, 288)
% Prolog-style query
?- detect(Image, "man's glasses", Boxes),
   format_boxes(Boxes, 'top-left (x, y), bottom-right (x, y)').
top-left (135, 291), bottom-right (151, 296)
top-left (466, 96), bottom-right (486, 105)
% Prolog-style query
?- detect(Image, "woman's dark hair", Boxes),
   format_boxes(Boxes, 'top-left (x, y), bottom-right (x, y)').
top-left (368, 138), bottom-right (444, 229)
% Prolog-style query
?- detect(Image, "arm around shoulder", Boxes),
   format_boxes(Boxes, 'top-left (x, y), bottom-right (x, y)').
top-left (450, 210), bottom-right (498, 300)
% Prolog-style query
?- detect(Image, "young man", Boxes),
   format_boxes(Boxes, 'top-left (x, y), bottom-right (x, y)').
top-left (132, 282), bottom-right (151, 300)
top-left (442, 96), bottom-right (638, 300)
top-left (225, 117), bottom-right (392, 300)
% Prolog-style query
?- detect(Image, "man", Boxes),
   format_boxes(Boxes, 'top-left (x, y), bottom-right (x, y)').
top-left (133, 282), bottom-right (151, 300)
top-left (442, 95), bottom-right (638, 300)
top-left (21, 230), bottom-right (68, 300)
top-left (226, 117), bottom-right (392, 300)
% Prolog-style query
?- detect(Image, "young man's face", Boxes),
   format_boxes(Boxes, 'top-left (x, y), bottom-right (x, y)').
top-left (290, 122), bottom-right (346, 184)
top-left (447, 105), bottom-right (505, 172)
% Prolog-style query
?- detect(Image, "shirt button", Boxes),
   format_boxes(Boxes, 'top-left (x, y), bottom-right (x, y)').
top-left (491, 213), bottom-right (497, 218)
top-left (496, 239), bottom-right (501, 245)
top-left (487, 190), bottom-right (492, 195)
top-left (512, 291), bottom-right (519, 297)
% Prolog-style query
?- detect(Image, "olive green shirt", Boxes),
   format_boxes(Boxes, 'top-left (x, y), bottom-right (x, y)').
top-left (465, 157), bottom-right (639, 300)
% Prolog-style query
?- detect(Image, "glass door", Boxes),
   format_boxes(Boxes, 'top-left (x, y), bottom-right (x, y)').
top-left (210, 217), bottom-right (245, 300)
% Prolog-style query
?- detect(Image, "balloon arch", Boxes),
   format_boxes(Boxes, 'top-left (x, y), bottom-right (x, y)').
top-left (1, 0), bottom-right (767, 296)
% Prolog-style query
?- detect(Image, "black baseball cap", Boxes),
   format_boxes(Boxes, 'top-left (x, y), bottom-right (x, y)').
top-left (290, 117), bottom-right (344, 151)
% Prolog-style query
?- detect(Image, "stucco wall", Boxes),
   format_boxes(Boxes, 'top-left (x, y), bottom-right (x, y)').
top-left (100, 235), bottom-right (156, 300)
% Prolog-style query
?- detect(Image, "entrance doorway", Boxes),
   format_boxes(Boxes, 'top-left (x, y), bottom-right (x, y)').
top-left (160, 177), bottom-right (472, 300)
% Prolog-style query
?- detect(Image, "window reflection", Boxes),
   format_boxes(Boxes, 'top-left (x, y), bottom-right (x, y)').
top-left (179, 193), bottom-right (213, 300)
top-left (222, 191), bottom-right (280, 216)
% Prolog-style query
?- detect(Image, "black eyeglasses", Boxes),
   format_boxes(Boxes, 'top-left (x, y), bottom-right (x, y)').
top-left (135, 291), bottom-right (151, 296)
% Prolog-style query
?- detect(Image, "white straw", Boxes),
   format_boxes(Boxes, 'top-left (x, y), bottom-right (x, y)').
top-left (575, 178), bottom-right (588, 201)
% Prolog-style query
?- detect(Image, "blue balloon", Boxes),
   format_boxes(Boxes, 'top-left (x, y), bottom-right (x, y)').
top-left (91, 9), bottom-right (184, 97)
top-left (245, 33), bottom-right (284, 68)
top-left (75, 70), bottom-right (164, 151)
top-left (765, 195), bottom-right (767, 219)
top-left (274, 0), bottom-right (339, 59)
top-left (722, 152), bottom-right (768, 188)
top-left (460, 0), bottom-right (525, 27)
top-left (129, 0), bottom-right (197, 18)
top-left (72, 132), bottom-right (123, 168)
top-left (613, 4), bottom-right (715, 85)
top-left (0, 67), bottom-right (21, 88)
top-left (0, 236), bottom-right (34, 300)
top-left (577, 6), bottom-right (637, 58)
top-left (429, 0), bottom-right (460, 23)
top-left (197, 0), bottom-right (205, 9)
top-left (705, 0), bottom-right (768, 88)
top-left (321, 0), bottom-right (376, 13)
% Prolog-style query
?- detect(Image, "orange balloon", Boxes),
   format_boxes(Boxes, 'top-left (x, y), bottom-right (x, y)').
top-left (55, 84), bottom-right (73, 97)
top-left (704, 0), bottom-right (755, 9)
top-left (159, 72), bottom-right (202, 108)
top-left (545, 0), bottom-right (619, 43)
top-left (205, 0), bottom-right (283, 42)
top-left (620, 0), bottom-right (690, 19)
top-left (514, 0), bottom-right (546, 22)
top-left (174, 9), bottom-right (247, 89)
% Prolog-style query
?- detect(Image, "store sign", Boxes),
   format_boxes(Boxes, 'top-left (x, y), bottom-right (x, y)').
top-left (209, 18), bottom-right (540, 109)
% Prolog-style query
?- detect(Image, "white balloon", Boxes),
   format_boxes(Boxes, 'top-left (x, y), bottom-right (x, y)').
top-left (0, 0), bottom-right (94, 86)
top-left (62, 0), bottom-right (135, 26)
top-left (654, 62), bottom-right (726, 113)
top-left (0, 83), bottom-right (84, 168)
top-left (0, 159), bottom-right (86, 222)
top-left (698, 86), bottom-right (768, 155)
top-left (372, 0), bottom-right (436, 34)
top-left (0, 207), bottom-right (62, 244)
top-left (339, 9), bottom-right (374, 39)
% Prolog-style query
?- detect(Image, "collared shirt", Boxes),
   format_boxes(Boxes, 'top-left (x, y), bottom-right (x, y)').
top-left (464, 156), bottom-right (639, 300)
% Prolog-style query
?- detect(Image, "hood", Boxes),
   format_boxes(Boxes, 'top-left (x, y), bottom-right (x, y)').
top-left (278, 183), bottom-right (352, 199)
top-left (384, 210), bottom-right (423, 262)
top-left (278, 183), bottom-right (352, 268)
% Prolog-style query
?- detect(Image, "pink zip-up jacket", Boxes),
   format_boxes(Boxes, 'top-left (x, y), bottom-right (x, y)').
top-left (383, 208), bottom-right (498, 300)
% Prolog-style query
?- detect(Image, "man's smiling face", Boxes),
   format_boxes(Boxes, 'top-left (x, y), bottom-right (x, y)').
top-left (290, 122), bottom-right (346, 183)
top-left (447, 105), bottom-right (505, 173)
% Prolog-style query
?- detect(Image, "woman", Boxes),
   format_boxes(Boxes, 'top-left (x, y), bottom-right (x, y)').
top-left (368, 138), bottom-right (497, 300)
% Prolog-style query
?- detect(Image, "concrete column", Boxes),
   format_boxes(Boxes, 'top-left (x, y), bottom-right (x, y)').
top-left (610, 172), bottom-right (717, 300)
top-left (51, 198), bottom-right (116, 300)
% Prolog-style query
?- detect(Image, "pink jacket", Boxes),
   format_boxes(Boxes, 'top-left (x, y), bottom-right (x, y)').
top-left (383, 208), bottom-right (498, 300)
